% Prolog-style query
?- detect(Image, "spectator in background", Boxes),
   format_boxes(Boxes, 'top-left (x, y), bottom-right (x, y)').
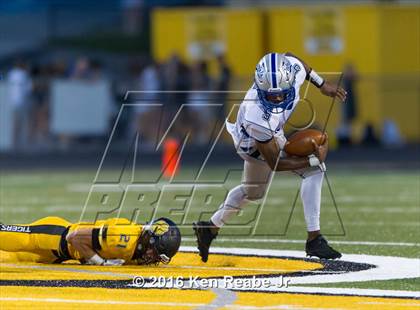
top-left (30, 64), bottom-right (50, 149)
top-left (90, 59), bottom-right (105, 81)
top-left (161, 54), bottom-right (190, 138)
top-left (162, 54), bottom-right (180, 111)
top-left (187, 61), bottom-right (213, 145)
top-left (121, 0), bottom-right (144, 35)
top-left (7, 59), bottom-right (32, 151)
top-left (214, 54), bottom-right (231, 124)
top-left (57, 57), bottom-right (104, 150)
top-left (336, 63), bottom-right (358, 146)
top-left (69, 57), bottom-right (92, 80)
top-left (135, 58), bottom-right (161, 148)
top-left (50, 58), bottom-right (68, 78)
top-left (382, 119), bottom-right (403, 148)
top-left (361, 123), bottom-right (379, 146)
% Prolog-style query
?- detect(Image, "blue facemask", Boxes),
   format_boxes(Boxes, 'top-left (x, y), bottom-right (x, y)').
top-left (256, 86), bottom-right (296, 114)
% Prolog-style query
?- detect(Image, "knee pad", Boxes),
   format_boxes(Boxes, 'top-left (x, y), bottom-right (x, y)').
top-left (242, 183), bottom-right (267, 200)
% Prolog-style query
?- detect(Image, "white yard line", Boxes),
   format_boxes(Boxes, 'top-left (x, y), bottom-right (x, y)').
top-left (0, 297), bottom-right (342, 310)
top-left (197, 288), bottom-right (237, 310)
top-left (359, 301), bottom-right (420, 307)
top-left (182, 237), bottom-right (419, 247)
top-left (0, 297), bottom-right (205, 307)
top-left (1, 296), bottom-right (418, 310)
top-left (1, 297), bottom-right (416, 309)
top-left (5, 202), bottom-right (419, 215)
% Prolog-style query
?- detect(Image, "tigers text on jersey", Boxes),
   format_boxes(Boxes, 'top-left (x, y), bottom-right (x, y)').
top-left (226, 56), bottom-right (306, 160)
top-left (0, 217), bottom-right (145, 264)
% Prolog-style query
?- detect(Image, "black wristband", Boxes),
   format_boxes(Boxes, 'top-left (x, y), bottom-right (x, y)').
top-left (92, 228), bottom-right (102, 251)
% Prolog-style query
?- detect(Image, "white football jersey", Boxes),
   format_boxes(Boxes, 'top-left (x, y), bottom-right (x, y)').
top-left (226, 56), bottom-right (306, 161)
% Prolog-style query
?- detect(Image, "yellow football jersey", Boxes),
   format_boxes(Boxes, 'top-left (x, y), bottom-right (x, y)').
top-left (68, 218), bottom-right (143, 262)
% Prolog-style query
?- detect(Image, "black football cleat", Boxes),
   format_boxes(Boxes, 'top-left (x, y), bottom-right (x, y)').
top-left (306, 235), bottom-right (342, 259)
top-left (193, 221), bottom-right (218, 263)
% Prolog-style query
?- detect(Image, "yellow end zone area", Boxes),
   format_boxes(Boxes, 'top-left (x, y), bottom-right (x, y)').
top-left (2, 251), bottom-right (419, 309)
top-left (0, 251), bottom-right (322, 280)
top-left (1, 286), bottom-right (420, 310)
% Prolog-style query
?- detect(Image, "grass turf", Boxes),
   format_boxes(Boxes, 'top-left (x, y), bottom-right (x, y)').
top-left (1, 167), bottom-right (419, 291)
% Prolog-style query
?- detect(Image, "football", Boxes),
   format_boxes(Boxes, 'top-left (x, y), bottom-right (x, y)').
top-left (284, 129), bottom-right (327, 156)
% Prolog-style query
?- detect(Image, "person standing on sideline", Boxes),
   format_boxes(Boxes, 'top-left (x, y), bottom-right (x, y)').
top-left (7, 59), bottom-right (33, 151)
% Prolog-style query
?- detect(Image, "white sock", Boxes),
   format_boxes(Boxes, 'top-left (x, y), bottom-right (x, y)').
top-left (300, 172), bottom-right (324, 232)
top-left (211, 185), bottom-right (248, 227)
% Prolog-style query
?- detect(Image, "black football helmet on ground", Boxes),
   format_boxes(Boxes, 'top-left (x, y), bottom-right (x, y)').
top-left (134, 217), bottom-right (181, 265)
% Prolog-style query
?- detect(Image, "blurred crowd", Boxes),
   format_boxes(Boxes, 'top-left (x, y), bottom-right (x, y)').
top-left (3, 53), bottom-right (231, 152)
top-left (337, 64), bottom-right (403, 149)
top-left (5, 56), bottom-right (109, 151)
top-left (126, 53), bottom-right (231, 147)
top-left (3, 54), bottom-right (404, 153)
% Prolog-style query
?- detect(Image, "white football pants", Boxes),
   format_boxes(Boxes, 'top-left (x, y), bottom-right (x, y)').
top-left (210, 157), bottom-right (324, 232)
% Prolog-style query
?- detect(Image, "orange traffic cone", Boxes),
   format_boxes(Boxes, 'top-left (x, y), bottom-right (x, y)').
top-left (162, 138), bottom-right (180, 179)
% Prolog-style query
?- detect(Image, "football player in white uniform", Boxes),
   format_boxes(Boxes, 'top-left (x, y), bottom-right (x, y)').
top-left (194, 52), bottom-right (347, 262)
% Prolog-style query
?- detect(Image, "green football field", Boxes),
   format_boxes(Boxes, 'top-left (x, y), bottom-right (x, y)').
top-left (1, 167), bottom-right (419, 291)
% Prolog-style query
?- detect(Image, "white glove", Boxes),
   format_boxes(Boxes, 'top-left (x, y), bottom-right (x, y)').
top-left (308, 154), bottom-right (321, 167)
top-left (308, 155), bottom-right (327, 172)
top-left (86, 254), bottom-right (125, 266)
top-left (103, 259), bottom-right (125, 266)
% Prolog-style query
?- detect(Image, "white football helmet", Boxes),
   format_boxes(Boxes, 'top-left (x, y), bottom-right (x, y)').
top-left (254, 53), bottom-right (297, 113)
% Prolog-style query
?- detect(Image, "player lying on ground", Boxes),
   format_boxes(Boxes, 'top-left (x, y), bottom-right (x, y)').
top-left (194, 52), bottom-right (347, 261)
top-left (0, 216), bottom-right (181, 266)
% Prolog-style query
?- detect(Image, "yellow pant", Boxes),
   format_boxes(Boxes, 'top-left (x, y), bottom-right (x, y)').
top-left (0, 216), bottom-right (71, 263)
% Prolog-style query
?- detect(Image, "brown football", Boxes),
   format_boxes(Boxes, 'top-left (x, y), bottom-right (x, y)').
top-left (284, 129), bottom-right (327, 156)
